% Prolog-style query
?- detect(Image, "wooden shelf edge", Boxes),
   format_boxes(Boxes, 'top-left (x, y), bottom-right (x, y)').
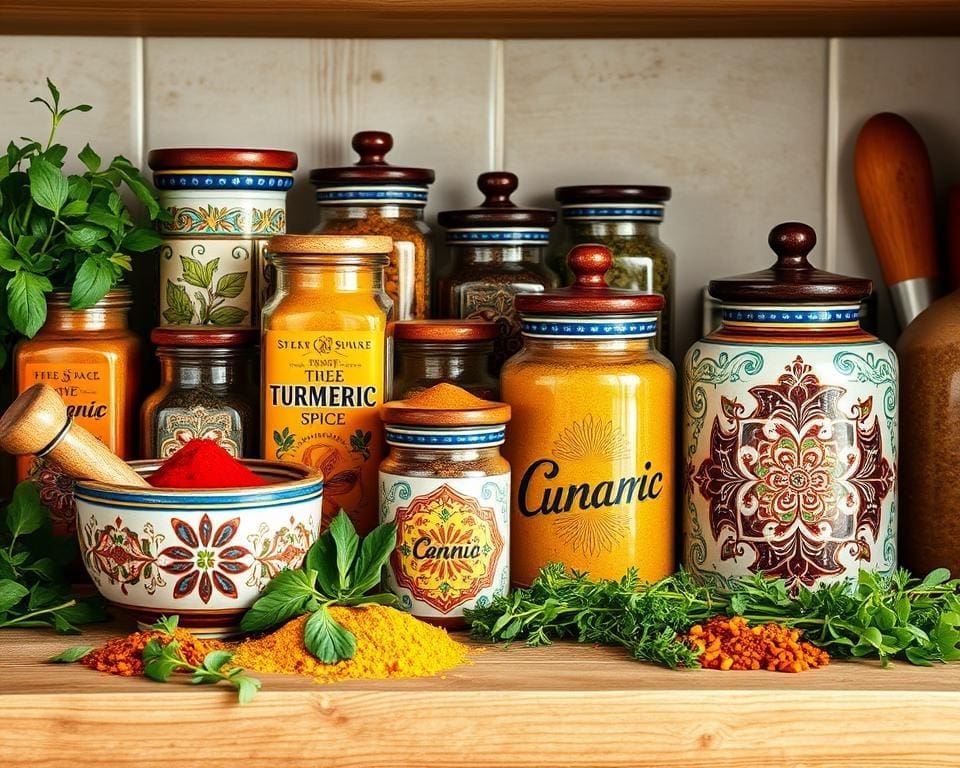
top-left (3, 0), bottom-right (960, 38)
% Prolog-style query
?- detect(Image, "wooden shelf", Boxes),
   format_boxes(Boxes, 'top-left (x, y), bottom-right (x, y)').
top-left (2, 621), bottom-right (960, 767)
top-left (3, 1), bottom-right (960, 38)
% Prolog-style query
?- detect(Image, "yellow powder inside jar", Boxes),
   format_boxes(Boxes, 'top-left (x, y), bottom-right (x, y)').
top-left (232, 605), bottom-right (470, 683)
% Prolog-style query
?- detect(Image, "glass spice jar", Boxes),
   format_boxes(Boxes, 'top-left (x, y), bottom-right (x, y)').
top-left (262, 234), bottom-right (394, 534)
top-left (393, 320), bottom-right (499, 400)
top-left (501, 245), bottom-right (676, 587)
top-left (140, 327), bottom-right (259, 460)
top-left (13, 288), bottom-right (141, 534)
top-left (310, 131), bottom-right (434, 321)
top-left (379, 383), bottom-right (511, 629)
top-left (437, 172), bottom-right (558, 372)
top-left (554, 185), bottom-right (675, 357)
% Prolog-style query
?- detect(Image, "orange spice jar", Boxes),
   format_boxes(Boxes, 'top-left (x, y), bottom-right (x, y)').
top-left (261, 234), bottom-right (394, 534)
top-left (501, 245), bottom-right (676, 586)
top-left (13, 288), bottom-right (141, 534)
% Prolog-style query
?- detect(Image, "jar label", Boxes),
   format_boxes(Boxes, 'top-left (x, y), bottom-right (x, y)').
top-left (155, 406), bottom-right (244, 458)
top-left (380, 472), bottom-right (510, 618)
top-left (263, 330), bottom-right (385, 533)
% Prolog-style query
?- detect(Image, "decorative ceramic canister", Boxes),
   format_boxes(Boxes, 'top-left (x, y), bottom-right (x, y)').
top-left (682, 222), bottom-right (898, 592)
top-left (148, 148), bottom-right (298, 328)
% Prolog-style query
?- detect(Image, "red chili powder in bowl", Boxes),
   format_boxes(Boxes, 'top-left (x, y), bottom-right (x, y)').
top-left (148, 439), bottom-right (267, 489)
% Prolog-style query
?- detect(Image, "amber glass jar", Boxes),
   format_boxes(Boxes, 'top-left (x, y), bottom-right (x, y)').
top-left (554, 185), bottom-right (675, 356)
top-left (14, 288), bottom-right (141, 533)
top-left (262, 234), bottom-right (394, 534)
top-left (380, 384), bottom-right (511, 628)
top-left (393, 320), bottom-right (499, 400)
top-left (501, 245), bottom-right (675, 587)
top-left (141, 328), bottom-right (259, 460)
top-left (437, 172), bottom-right (558, 372)
top-left (311, 131), bottom-right (434, 321)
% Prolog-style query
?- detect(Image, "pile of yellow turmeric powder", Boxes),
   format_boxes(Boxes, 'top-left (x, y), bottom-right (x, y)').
top-left (681, 616), bottom-right (829, 672)
top-left (81, 605), bottom-right (469, 684)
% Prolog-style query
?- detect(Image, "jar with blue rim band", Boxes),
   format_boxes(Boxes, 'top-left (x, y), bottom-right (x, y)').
top-left (148, 148), bottom-right (297, 328)
top-left (379, 383), bottom-right (511, 629)
top-left (554, 185), bottom-right (674, 357)
top-left (501, 244), bottom-right (675, 587)
top-left (310, 131), bottom-right (434, 321)
top-left (437, 172), bottom-right (558, 372)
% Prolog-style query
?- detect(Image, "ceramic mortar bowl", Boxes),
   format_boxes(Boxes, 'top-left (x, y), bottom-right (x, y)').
top-left (75, 460), bottom-right (323, 636)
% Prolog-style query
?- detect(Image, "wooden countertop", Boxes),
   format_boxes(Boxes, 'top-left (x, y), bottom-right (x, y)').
top-left (1, 620), bottom-right (959, 767)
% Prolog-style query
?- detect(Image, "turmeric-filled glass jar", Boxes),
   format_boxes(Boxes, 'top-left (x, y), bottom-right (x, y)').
top-left (501, 244), bottom-right (675, 586)
top-left (14, 288), bottom-right (141, 534)
top-left (310, 131), bottom-right (434, 321)
top-left (262, 234), bottom-right (394, 534)
top-left (393, 320), bottom-right (499, 400)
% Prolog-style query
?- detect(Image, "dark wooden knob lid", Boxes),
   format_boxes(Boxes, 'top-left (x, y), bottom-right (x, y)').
top-left (569, 244), bottom-right (613, 288)
top-left (709, 221), bottom-right (872, 304)
top-left (352, 131), bottom-right (393, 166)
top-left (310, 131), bottom-right (435, 186)
top-left (438, 170), bottom-right (555, 229)
top-left (478, 172), bottom-right (518, 208)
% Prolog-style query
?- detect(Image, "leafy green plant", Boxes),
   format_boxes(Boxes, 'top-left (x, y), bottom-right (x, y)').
top-left (349, 429), bottom-right (373, 461)
top-left (273, 427), bottom-right (295, 459)
top-left (0, 79), bottom-right (164, 366)
top-left (465, 563), bottom-right (960, 669)
top-left (163, 254), bottom-right (248, 325)
top-left (240, 510), bottom-right (397, 663)
top-left (0, 480), bottom-right (107, 631)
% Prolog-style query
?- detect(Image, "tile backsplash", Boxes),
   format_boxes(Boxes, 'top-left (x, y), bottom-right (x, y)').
top-left (1, 36), bottom-right (958, 358)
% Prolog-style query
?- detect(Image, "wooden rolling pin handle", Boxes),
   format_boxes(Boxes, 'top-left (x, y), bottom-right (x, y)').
top-left (0, 383), bottom-right (149, 487)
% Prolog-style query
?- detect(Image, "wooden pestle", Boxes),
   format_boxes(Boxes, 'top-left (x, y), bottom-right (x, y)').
top-left (0, 383), bottom-right (149, 487)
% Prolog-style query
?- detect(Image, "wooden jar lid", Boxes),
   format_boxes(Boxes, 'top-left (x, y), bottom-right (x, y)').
top-left (148, 148), bottom-right (298, 171)
top-left (555, 185), bottom-right (672, 204)
top-left (515, 244), bottom-right (665, 316)
top-left (266, 234), bottom-right (393, 254)
top-left (438, 172), bottom-right (556, 229)
top-left (394, 320), bottom-right (498, 342)
top-left (709, 222), bottom-right (872, 303)
top-left (309, 131), bottom-right (435, 186)
top-left (382, 383), bottom-right (511, 427)
top-left (151, 327), bottom-right (259, 347)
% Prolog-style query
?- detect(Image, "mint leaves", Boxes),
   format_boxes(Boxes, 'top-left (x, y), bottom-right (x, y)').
top-left (240, 510), bottom-right (397, 664)
top-left (142, 637), bottom-right (261, 705)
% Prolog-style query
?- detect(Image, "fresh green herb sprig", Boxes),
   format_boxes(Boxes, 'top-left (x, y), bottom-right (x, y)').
top-left (240, 510), bottom-right (397, 664)
top-left (0, 79), bottom-right (165, 366)
top-left (142, 639), bottom-right (261, 704)
top-left (465, 563), bottom-right (960, 669)
top-left (0, 480), bottom-right (106, 632)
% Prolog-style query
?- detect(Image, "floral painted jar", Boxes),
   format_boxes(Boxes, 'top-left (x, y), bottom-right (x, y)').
top-left (380, 383), bottom-right (511, 629)
top-left (437, 172), bottom-right (558, 372)
top-left (501, 244), bottom-right (675, 587)
top-left (148, 148), bottom-right (298, 328)
top-left (683, 222), bottom-right (898, 592)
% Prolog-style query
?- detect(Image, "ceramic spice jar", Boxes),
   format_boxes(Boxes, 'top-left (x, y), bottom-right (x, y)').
top-left (379, 383), bottom-right (511, 628)
top-left (682, 222), bottom-right (898, 591)
top-left (554, 185), bottom-right (675, 356)
top-left (437, 172), bottom-right (558, 372)
top-left (148, 148), bottom-right (298, 328)
top-left (310, 131), bottom-right (434, 321)
top-left (140, 327), bottom-right (259, 460)
top-left (393, 320), bottom-right (500, 400)
top-left (501, 244), bottom-right (675, 587)
top-left (261, 234), bottom-right (394, 534)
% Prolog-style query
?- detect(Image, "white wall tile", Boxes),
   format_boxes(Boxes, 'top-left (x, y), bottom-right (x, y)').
top-left (835, 38), bottom-right (960, 343)
top-left (0, 36), bottom-right (140, 169)
top-left (503, 39), bottom-right (829, 360)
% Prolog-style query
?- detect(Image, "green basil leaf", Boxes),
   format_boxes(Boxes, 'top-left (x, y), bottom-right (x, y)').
top-left (29, 584), bottom-right (62, 610)
top-left (148, 614), bottom-right (179, 635)
top-left (27, 156), bottom-right (68, 213)
top-left (42, 144), bottom-right (68, 168)
top-left (112, 160), bottom-right (160, 219)
top-left (349, 522), bottom-right (397, 596)
top-left (65, 225), bottom-right (109, 249)
top-left (214, 271), bottom-right (247, 299)
top-left (121, 227), bottom-right (162, 253)
top-left (60, 200), bottom-right (88, 218)
top-left (45, 78), bottom-right (61, 109)
top-left (337, 592), bottom-right (397, 608)
top-left (180, 254), bottom-right (211, 288)
top-left (234, 674), bottom-right (262, 705)
top-left (328, 511), bottom-right (359, 592)
top-left (7, 480), bottom-right (44, 537)
top-left (163, 279), bottom-right (194, 324)
top-left (142, 638), bottom-right (184, 682)
top-left (70, 256), bottom-right (113, 309)
top-left (303, 606), bottom-right (356, 664)
top-left (0, 579), bottom-right (29, 613)
top-left (78, 143), bottom-right (101, 173)
top-left (57, 598), bottom-right (108, 625)
top-left (21, 557), bottom-right (57, 582)
top-left (47, 645), bottom-right (94, 663)
top-left (921, 568), bottom-right (952, 588)
top-left (208, 306), bottom-right (248, 326)
top-left (305, 534), bottom-right (339, 598)
top-left (239, 568), bottom-right (319, 633)
top-left (67, 175), bottom-right (92, 202)
top-left (201, 649), bottom-right (234, 673)
top-left (7, 270), bottom-right (51, 337)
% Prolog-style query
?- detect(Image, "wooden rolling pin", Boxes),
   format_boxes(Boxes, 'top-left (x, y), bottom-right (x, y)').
top-left (0, 383), bottom-right (148, 487)
top-left (854, 112), bottom-right (939, 330)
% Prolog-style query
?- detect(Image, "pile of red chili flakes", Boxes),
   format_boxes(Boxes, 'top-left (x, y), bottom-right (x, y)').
top-left (682, 616), bottom-right (830, 672)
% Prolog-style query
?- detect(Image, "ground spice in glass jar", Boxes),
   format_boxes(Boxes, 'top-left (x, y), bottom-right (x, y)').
top-left (380, 383), bottom-right (511, 628)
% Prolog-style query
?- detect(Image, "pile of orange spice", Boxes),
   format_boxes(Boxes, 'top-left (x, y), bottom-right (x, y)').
top-left (82, 626), bottom-right (222, 677)
top-left (681, 616), bottom-right (829, 672)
